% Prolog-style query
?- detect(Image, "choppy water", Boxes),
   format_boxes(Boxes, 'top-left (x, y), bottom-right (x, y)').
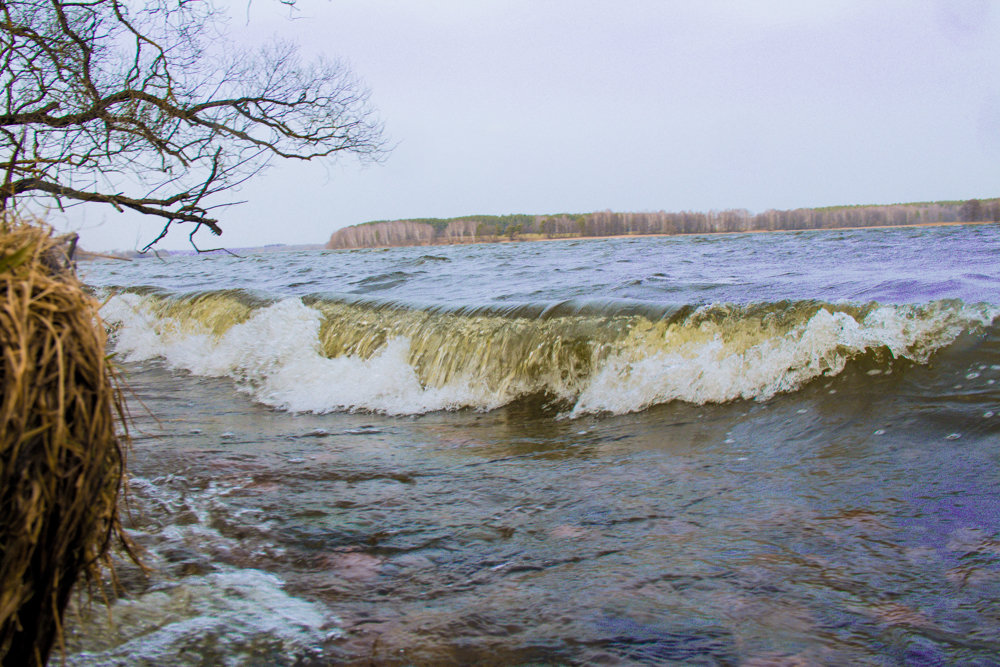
top-left (67, 226), bottom-right (1000, 665)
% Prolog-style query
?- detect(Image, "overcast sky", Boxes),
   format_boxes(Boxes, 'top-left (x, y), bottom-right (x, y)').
top-left (61, 0), bottom-right (1000, 251)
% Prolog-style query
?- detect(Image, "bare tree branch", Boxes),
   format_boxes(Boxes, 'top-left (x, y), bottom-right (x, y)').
top-left (0, 0), bottom-right (385, 248)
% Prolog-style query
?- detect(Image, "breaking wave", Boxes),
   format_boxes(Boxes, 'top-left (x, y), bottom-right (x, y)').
top-left (101, 290), bottom-right (999, 416)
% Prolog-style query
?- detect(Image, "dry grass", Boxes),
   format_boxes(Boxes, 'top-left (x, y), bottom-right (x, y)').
top-left (0, 221), bottom-right (135, 665)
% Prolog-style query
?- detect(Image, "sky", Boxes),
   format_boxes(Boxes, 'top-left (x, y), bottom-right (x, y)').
top-left (56, 0), bottom-right (1000, 251)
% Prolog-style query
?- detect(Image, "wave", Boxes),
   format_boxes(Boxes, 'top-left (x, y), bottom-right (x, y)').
top-left (100, 290), bottom-right (999, 416)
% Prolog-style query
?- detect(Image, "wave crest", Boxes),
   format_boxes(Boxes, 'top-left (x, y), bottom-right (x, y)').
top-left (101, 291), bottom-right (998, 416)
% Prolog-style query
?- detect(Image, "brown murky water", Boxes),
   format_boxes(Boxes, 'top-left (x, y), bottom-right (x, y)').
top-left (68, 227), bottom-right (1000, 664)
top-left (67, 338), bottom-right (1000, 664)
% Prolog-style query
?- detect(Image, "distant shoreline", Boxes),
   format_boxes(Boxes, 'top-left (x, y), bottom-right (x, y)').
top-left (532, 219), bottom-right (997, 243)
top-left (330, 219), bottom-right (997, 251)
top-left (324, 198), bottom-right (999, 250)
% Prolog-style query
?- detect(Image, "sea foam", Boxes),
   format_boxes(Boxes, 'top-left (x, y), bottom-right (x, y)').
top-left (571, 303), bottom-right (989, 415)
top-left (104, 295), bottom-right (496, 415)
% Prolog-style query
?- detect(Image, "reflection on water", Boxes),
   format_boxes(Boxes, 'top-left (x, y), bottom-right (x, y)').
top-left (65, 336), bottom-right (1000, 665)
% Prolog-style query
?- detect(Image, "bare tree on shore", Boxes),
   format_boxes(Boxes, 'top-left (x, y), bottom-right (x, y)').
top-left (0, 0), bottom-right (385, 250)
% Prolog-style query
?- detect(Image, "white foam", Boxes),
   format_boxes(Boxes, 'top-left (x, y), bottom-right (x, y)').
top-left (67, 568), bottom-right (339, 666)
top-left (67, 474), bottom-right (338, 666)
top-left (103, 295), bottom-right (499, 415)
top-left (571, 304), bottom-right (997, 416)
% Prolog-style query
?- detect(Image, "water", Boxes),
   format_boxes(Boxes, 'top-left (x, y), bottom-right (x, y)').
top-left (66, 226), bottom-right (1000, 664)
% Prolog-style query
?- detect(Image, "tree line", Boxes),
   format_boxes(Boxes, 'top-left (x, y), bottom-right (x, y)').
top-left (325, 198), bottom-right (999, 249)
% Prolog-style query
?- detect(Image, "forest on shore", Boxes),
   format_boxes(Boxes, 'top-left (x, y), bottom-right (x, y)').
top-left (325, 198), bottom-right (999, 249)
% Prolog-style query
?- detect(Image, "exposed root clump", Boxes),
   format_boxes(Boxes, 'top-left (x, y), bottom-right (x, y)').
top-left (0, 222), bottom-right (133, 666)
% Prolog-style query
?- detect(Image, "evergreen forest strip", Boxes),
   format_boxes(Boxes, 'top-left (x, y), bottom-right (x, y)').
top-left (325, 198), bottom-right (999, 249)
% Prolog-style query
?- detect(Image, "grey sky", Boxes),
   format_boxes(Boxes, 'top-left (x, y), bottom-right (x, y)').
top-left (62, 0), bottom-right (1000, 251)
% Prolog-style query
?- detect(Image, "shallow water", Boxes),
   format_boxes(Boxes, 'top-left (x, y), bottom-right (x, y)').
top-left (68, 226), bottom-right (1000, 664)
